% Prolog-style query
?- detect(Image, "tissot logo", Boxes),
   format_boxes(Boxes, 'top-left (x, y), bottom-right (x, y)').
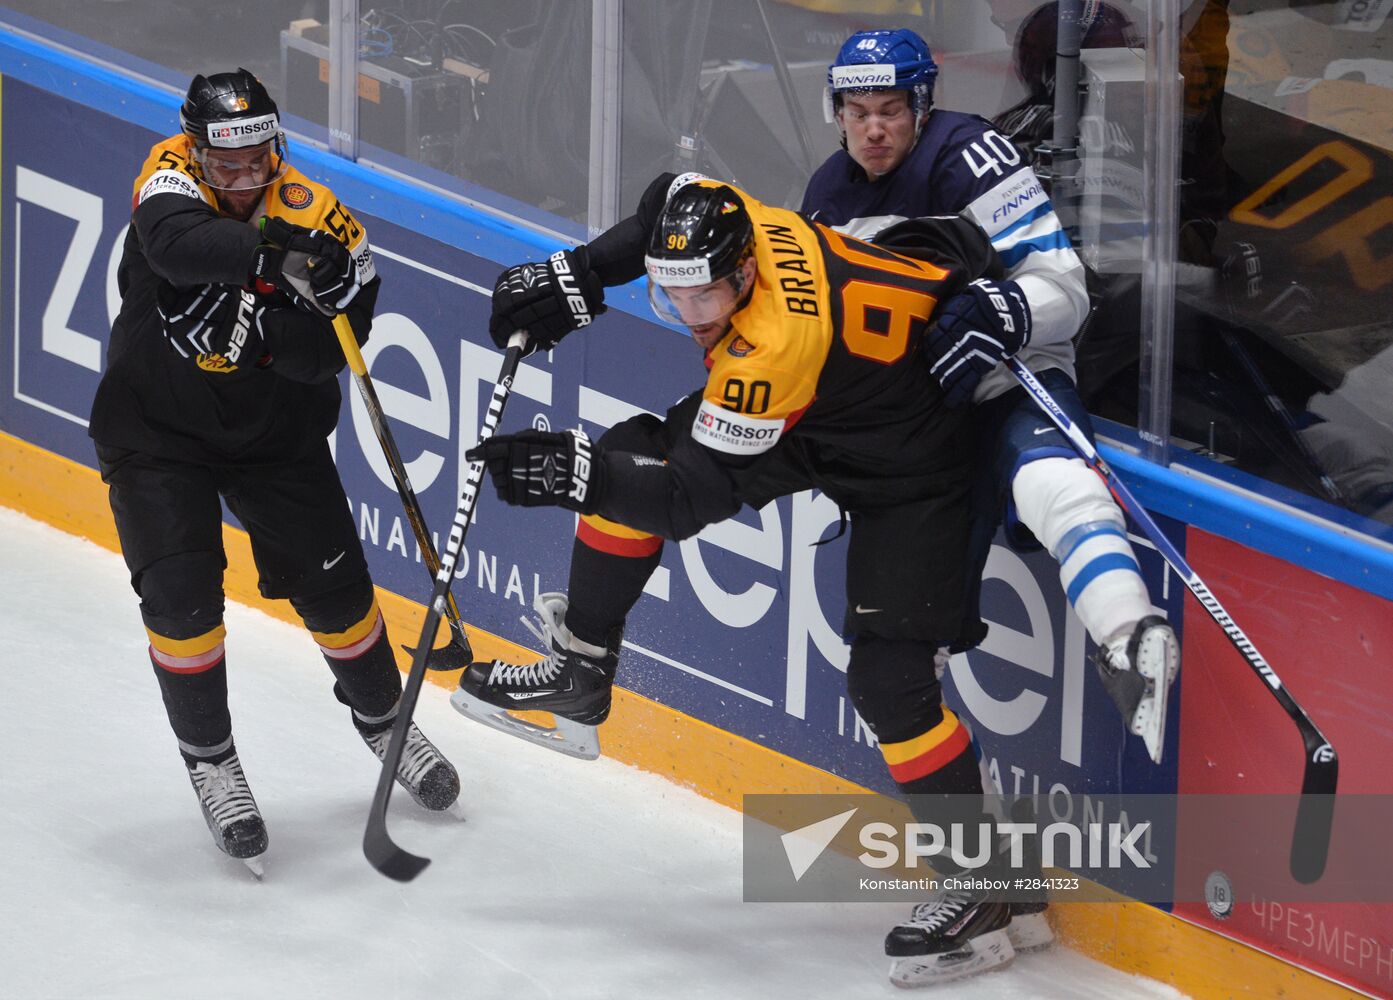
top-left (644, 256), bottom-right (712, 287)
top-left (206, 114), bottom-right (279, 149)
top-left (692, 400), bottom-right (783, 454)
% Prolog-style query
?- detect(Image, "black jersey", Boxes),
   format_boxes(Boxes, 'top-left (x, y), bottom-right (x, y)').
top-left (581, 174), bottom-right (995, 539)
top-left (90, 134), bottom-right (379, 465)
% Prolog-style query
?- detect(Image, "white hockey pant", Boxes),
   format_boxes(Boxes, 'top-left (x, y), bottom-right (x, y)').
top-left (1011, 457), bottom-right (1152, 646)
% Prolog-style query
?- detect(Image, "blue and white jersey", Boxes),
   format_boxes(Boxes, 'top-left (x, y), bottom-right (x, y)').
top-left (802, 110), bottom-right (1088, 402)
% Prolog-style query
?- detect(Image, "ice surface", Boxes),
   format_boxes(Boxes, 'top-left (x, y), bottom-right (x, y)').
top-left (0, 506), bottom-right (1185, 1000)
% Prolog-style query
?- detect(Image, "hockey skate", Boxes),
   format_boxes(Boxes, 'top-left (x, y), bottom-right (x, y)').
top-left (187, 752), bottom-right (268, 878)
top-left (1096, 614), bottom-right (1179, 765)
top-left (359, 722), bottom-right (462, 816)
top-left (885, 887), bottom-right (1015, 988)
top-left (1007, 900), bottom-right (1055, 952)
top-left (450, 592), bottom-right (616, 761)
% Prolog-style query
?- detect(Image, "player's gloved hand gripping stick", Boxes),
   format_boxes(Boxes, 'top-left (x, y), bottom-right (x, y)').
top-left (1006, 355), bottom-right (1338, 884)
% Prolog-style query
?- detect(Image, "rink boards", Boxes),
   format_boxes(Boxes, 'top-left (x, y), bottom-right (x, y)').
top-left (0, 35), bottom-right (1389, 1000)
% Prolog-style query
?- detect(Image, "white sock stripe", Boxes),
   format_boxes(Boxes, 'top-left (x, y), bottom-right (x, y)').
top-left (317, 612), bottom-right (384, 660)
top-left (150, 642), bottom-right (225, 672)
top-left (179, 734), bottom-right (234, 759)
top-left (353, 696), bottom-right (401, 727)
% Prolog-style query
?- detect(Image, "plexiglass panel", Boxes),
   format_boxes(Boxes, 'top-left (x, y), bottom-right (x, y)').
top-left (4, 0), bottom-right (1388, 537)
top-left (1165, 1), bottom-right (1393, 534)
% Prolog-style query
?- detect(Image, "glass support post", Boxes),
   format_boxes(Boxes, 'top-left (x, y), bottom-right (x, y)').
top-left (327, 0), bottom-right (360, 161)
top-left (587, 0), bottom-right (623, 238)
top-left (1139, 0), bottom-right (1182, 464)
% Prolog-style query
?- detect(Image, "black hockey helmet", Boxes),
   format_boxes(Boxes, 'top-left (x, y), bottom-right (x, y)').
top-left (644, 178), bottom-right (753, 288)
top-left (181, 69), bottom-right (280, 149)
top-left (179, 69), bottom-right (287, 190)
top-left (644, 177), bottom-right (756, 328)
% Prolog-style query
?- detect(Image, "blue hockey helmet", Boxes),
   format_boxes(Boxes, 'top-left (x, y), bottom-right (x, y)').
top-left (826, 28), bottom-right (938, 132)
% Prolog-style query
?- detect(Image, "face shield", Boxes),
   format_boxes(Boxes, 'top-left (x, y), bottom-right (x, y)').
top-left (192, 135), bottom-right (289, 192)
top-left (645, 255), bottom-right (751, 330)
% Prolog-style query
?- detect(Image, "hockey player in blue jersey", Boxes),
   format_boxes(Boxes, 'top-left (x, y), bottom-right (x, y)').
top-left (803, 28), bottom-right (1179, 987)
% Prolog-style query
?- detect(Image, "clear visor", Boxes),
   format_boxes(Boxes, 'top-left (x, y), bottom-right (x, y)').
top-left (647, 270), bottom-right (747, 328)
top-left (193, 135), bottom-right (289, 191)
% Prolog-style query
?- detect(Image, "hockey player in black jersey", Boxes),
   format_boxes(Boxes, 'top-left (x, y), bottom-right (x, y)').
top-left (89, 69), bottom-right (459, 876)
top-left (457, 172), bottom-right (1027, 983)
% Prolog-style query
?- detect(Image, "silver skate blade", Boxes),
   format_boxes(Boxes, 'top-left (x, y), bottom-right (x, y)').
top-left (1005, 912), bottom-right (1054, 952)
top-left (242, 856), bottom-right (265, 880)
top-left (1129, 629), bottom-right (1177, 765)
top-left (1138, 674), bottom-right (1168, 765)
top-left (888, 928), bottom-right (1015, 988)
top-left (450, 687), bottom-right (601, 761)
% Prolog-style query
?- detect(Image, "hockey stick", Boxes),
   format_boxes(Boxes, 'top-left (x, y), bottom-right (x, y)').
top-left (363, 331), bottom-right (528, 882)
top-left (331, 314), bottom-right (472, 671)
top-left (1006, 356), bottom-right (1338, 883)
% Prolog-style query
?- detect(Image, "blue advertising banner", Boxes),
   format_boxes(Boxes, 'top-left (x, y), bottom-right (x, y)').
top-left (0, 76), bottom-right (1185, 806)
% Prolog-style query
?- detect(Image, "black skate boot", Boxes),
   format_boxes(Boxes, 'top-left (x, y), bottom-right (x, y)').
top-left (885, 886), bottom-right (1014, 988)
top-left (1095, 614), bottom-right (1179, 764)
top-left (358, 721), bottom-right (462, 815)
top-left (451, 592), bottom-right (617, 760)
top-left (186, 751), bottom-right (268, 878)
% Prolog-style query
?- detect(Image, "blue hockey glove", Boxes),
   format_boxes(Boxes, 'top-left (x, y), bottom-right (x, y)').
top-left (926, 278), bottom-right (1031, 407)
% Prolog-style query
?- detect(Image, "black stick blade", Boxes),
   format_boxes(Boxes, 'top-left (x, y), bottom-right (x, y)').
top-left (364, 611), bottom-right (440, 881)
top-left (364, 827), bottom-right (431, 882)
top-left (1290, 741), bottom-right (1339, 884)
top-left (397, 634), bottom-right (472, 672)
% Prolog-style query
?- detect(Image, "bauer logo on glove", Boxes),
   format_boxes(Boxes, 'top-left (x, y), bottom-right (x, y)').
top-left (467, 428), bottom-right (603, 514)
top-left (489, 248), bottom-right (606, 356)
top-left (925, 277), bottom-right (1032, 407)
top-left (157, 283), bottom-right (265, 373)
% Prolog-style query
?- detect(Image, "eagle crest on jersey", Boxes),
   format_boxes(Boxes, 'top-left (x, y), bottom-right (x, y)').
top-left (131, 135), bottom-right (377, 287)
top-left (196, 353), bottom-right (237, 373)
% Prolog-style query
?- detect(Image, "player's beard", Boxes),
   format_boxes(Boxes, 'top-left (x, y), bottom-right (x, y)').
top-left (689, 320), bottom-right (730, 351)
top-left (217, 185), bottom-right (266, 222)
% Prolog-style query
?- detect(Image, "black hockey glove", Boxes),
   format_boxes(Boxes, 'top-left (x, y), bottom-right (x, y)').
top-left (926, 277), bottom-right (1032, 407)
top-left (156, 283), bottom-right (265, 373)
top-left (467, 428), bottom-right (603, 514)
top-left (489, 248), bottom-right (605, 356)
top-left (250, 217), bottom-right (360, 317)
